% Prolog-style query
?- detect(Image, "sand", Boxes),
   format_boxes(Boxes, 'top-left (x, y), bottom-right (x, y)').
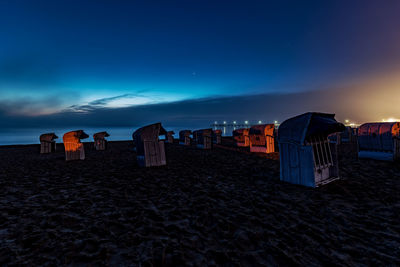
top-left (0, 139), bottom-right (399, 266)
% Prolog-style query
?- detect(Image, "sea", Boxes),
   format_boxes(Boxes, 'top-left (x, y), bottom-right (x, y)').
top-left (0, 125), bottom-right (240, 145)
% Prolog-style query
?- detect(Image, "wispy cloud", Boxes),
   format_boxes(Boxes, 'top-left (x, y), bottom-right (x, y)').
top-left (66, 91), bottom-right (177, 113)
top-left (88, 94), bottom-right (137, 106)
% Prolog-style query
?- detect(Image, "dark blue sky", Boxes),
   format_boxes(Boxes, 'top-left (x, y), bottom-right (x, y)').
top-left (1, 0), bottom-right (400, 126)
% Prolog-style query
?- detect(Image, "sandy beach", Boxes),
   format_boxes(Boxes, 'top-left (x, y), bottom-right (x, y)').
top-left (0, 139), bottom-right (399, 266)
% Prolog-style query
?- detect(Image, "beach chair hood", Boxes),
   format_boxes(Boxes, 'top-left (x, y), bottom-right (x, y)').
top-left (194, 128), bottom-right (213, 137)
top-left (233, 128), bottom-right (249, 136)
top-left (40, 133), bottom-right (58, 142)
top-left (179, 130), bottom-right (192, 137)
top-left (278, 112), bottom-right (345, 145)
top-left (63, 130), bottom-right (89, 143)
top-left (249, 124), bottom-right (275, 136)
top-left (132, 123), bottom-right (167, 142)
top-left (93, 131), bottom-right (110, 139)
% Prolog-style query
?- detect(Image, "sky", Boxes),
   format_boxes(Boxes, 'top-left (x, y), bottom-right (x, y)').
top-left (1, 0), bottom-right (400, 128)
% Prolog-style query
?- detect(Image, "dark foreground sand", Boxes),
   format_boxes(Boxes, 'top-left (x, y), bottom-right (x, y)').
top-left (0, 140), bottom-right (399, 266)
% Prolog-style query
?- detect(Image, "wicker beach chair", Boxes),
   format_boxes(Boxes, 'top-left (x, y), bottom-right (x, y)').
top-left (93, 131), bottom-right (110, 151)
top-left (193, 129), bottom-right (213, 149)
top-left (63, 130), bottom-right (89, 161)
top-left (278, 112), bottom-right (345, 187)
top-left (39, 133), bottom-right (58, 154)
top-left (166, 131), bottom-right (175, 143)
top-left (249, 124), bottom-right (275, 153)
top-left (132, 123), bottom-right (167, 167)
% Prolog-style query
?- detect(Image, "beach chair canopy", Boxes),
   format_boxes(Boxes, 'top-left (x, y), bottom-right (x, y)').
top-left (358, 122), bottom-right (400, 151)
top-left (194, 128), bottom-right (212, 137)
top-left (132, 123), bottom-right (167, 142)
top-left (63, 130), bottom-right (89, 143)
top-left (179, 130), bottom-right (192, 137)
top-left (93, 131), bottom-right (110, 140)
top-left (40, 133), bottom-right (58, 142)
top-left (249, 124), bottom-right (275, 136)
top-left (278, 112), bottom-right (345, 145)
top-left (233, 128), bottom-right (249, 136)
top-left (214, 129), bottom-right (222, 135)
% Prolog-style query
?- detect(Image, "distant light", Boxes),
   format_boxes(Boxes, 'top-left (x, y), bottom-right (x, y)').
top-left (345, 119), bottom-right (349, 124)
top-left (214, 121), bottom-right (217, 124)
top-left (245, 120), bottom-right (248, 124)
top-left (223, 121), bottom-right (226, 124)
top-left (258, 120), bottom-right (262, 124)
top-left (233, 121), bottom-right (237, 124)
top-left (274, 120), bottom-right (278, 124)
top-left (383, 118), bottom-right (399, 122)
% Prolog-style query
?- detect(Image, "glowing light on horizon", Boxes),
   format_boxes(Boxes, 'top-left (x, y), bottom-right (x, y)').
top-left (382, 118), bottom-right (400, 122)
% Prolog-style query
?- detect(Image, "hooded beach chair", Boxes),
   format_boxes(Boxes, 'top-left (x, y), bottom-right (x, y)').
top-left (193, 128), bottom-right (213, 149)
top-left (232, 128), bottom-right (250, 147)
top-left (357, 122), bottom-right (400, 161)
top-left (179, 130), bottom-right (192, 146)
top-left (249, 124), bottom-right (275, 153)
top-left (166, 131), bottom-right (175, 143)
top-left (93, 131), bottom-right (110, 151)
top-left (213, 129), bottom-right (222, 144)
top-left (278, 112), bottom-right (345, 187)
top-left (40, 133), bottom-right (58, 154)
top-left (132, 123), bottom-right (167, 167)
top-left (63, 130), bottom-right (89, 161)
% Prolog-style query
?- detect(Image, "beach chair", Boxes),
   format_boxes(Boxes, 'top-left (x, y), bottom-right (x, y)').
top-left (132, 123), bottom-right (167, 167)
top-left (193, 129), bottom-right (213, 149)
top-left (278, 112), bottom-right (345, 187)
top-left (93, 131), bottom-right (110, 151)
top-left (213, 129), bottom-right (222, 144)
top-left (63, 130), bottom-right (89, 161)
top-left (358, 122), bottom-right (400, 161)
top-left (166, 131), bottom-right (175, 143)
top-left (328, 126), bottom-right (357, 145)
top-left (233, 128), bottom-right (250, 147)
top-left (179, 130), bottom-right (192, 146)
top-left (249, 124), bottom-right (275, 153)
top-left (40, 133), bottom-right (58, 154)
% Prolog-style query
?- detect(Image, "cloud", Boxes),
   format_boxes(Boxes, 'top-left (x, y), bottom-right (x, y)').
top-left (0, 89), bottom-right (385, 129)
top-left (67, 93), bottom-right (149, 112)
top-left (65, 90), bottom-right (181, 113)
top-left (1, 71), bottom-right (400, 129)
top-left (88, 94), bottom-right (137, 106)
